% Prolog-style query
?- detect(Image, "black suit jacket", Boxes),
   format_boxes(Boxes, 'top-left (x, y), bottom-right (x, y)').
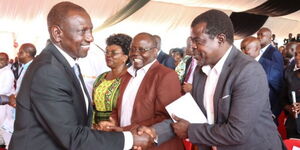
top-left (9, 43), bottom-right (124, 150)
top-left (157, 51), bottom-right (175, 70)
top-left (189, 47), bottom-right (282, 150)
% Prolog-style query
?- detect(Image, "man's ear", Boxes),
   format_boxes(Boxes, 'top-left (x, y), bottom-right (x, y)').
top-left (50, 25), bottom-right (63, 43)
top-left (217, 33), bottom-right (226, 45)
top-left (153, 48), bottom-right (159, 57)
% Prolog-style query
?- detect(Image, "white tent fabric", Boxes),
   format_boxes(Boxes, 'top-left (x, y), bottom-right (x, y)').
top-left (0, 0), bottom-right (300, 59)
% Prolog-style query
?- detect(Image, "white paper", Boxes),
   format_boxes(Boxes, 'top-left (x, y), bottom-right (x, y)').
top-left (166, 93), bottom-right (207, 123)
top-left (293, 146), bottom-right (300, 150)
top-left (292, 91), bottom-right (297, 104)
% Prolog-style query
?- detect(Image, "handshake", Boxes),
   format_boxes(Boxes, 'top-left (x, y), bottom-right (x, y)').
top-left (93, 117), bottom-right (158, 150)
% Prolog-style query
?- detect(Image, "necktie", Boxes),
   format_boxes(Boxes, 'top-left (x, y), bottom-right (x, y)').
top-left (73, 63), bottom-right (91, 113)
top-left (184, 59), bottom-right (194, 83)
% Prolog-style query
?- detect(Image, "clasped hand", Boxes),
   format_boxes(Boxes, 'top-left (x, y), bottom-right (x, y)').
top-left (93, 117), bottom-right (123, 131)
top-left (286, 103), bottom-right (300, 118)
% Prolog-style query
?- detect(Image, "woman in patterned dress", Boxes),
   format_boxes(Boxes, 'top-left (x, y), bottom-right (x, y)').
top-left (93, 34), bottom-right (131, 125)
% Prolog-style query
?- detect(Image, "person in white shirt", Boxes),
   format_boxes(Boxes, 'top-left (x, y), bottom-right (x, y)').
top-left (99, 32), bottom-right (185, 150)
top-left (137, 9), bottom-right (284, 150)
top-left (0, 52), bottom-right (15, 104)
top-left (0, 52), bottom-right (15, 148)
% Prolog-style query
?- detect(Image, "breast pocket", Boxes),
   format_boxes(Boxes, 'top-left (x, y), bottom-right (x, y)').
top-left (217, 95), bottom-right (231, 123)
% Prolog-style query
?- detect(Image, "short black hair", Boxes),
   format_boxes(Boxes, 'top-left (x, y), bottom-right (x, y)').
top-left (47, 2), bottom-right (87, 33)
top-left (106, 33), bottom-right (132, 55)
top-left (20, 43), bottom-right (36, 57)
top-left (191, 9), bottom-right (234, 44)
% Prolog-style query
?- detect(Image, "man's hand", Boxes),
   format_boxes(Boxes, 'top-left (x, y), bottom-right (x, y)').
top-left (171, 115), bottom-right (190, 139)
top-left (182, 82), bottom-right (192, 93)
top-left (132, 129), bottom-right (154, 150)
top-left (95, 117), bottom-right (117, 131)
top-left (285, 103), bottom-right (300, 118)
top-left (9, 94), bottom-right (16, 108)
top-left (137, 126), bottom-right (157, 139)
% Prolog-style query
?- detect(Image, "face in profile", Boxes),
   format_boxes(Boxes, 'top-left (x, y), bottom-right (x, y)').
top-left (58, 10), bottom-right (94, 59)
top-left (191, 22), bottom-right (221, 67)
top-left (257, 29), bottom-right (271, 48)
top-left (129, 35), bottom-right (157, 70)
top-left (17, 47), bottom-right (27, 64)
top-left (0, 54), bottom-right (8, 69)
top-left (241, 40), bottom-right (259, 59)
top-left (105, 44), bottom-right (128, 69)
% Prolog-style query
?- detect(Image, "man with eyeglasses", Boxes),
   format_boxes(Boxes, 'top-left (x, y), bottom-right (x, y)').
top-left (100, 32), bottom-right (185, 150)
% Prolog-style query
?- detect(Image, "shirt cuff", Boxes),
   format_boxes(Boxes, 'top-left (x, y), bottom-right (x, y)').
top-left (123, 131), bottom-right (133, 150)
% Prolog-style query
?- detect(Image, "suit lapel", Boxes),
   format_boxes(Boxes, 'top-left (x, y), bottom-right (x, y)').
top-left (131, 61), bottom-right (160, 119)
top-left (213, 47), bottom-right (238, 121)
top-left (117, 72), bottom-right (131, 124)
top-left (48, 43), bottom-right (88, 121)
top-left (192, 66), bottom-right (207, 117)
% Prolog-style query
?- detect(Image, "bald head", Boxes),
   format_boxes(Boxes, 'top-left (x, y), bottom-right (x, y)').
top-left (130, 32), bottom-right (158, 69)
top-left (0, 52), bottom-right (9, 69)
top-left (133, 33), bottom-right (157, 49)
top-left (18, 43), bottom-right (36, 64)
top-left (257, 27), bottom-right (272, 48)
top-left (241, 36), bottom-right (261, 59)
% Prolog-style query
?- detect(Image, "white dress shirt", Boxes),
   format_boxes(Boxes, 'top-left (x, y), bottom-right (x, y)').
top-left (120, 60), bottom-right (157, 127)
top-left (202, 46), bottom-right (232, 124)
top-left (260, 44), bottom-right (270, 55)
top-left (15, 60), bottom-right (32, 94)
top-left (54, 44), bottom-right (90, 114)
top-left (54, 44), bottom-right (133, 149)
top-left (0, 65), bottom-right (15, 102)
top-left (255, 51), bottom-right (263, 62)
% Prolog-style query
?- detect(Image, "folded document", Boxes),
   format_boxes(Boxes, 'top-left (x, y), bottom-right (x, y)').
top-left (166, 93), bottom-right (207, 123)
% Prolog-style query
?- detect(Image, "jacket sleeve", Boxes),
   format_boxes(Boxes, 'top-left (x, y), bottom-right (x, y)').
top-left (188, 62), bottom-right (271, 146)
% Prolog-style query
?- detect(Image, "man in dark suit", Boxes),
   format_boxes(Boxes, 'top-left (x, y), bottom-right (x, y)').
top-left (241, 36), bottom-right (283, 124)
top-left (9, 2), bottom-right (150, 150)
top-left (257, 27), bottom-right (284, 120)
top-left (153, 35), bottom-right (176, 70)
top-left (138, 9), bottom-right (284, 150)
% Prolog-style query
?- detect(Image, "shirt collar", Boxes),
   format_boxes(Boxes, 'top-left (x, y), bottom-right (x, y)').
top-left (260, 44), bottom-right (270, 54)
top-left (202, 46), bottom-right (232, 76)
top-left (53, 44), bottom-right (77, 68)
top-left (294, 64), bottom-right (300, 72)
top-left (128, 59), bottom-right (157, 77)
top-left (255, 51), bottom-right (263, 61)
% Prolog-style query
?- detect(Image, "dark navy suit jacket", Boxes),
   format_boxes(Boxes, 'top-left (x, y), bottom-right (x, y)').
top-left (157, 51), bottom-right (175, 70)
top-left (259, 44), bottom-right (284, 118)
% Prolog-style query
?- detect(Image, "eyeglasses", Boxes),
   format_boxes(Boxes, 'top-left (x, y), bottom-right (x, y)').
top-left (104, 51), bottom-right (123, 56)
top-left (130, 47), bottom-right (155, 53)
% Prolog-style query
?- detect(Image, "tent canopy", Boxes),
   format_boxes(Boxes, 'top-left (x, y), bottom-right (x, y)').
top-left (0, 0), bottom-right (299, 58)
